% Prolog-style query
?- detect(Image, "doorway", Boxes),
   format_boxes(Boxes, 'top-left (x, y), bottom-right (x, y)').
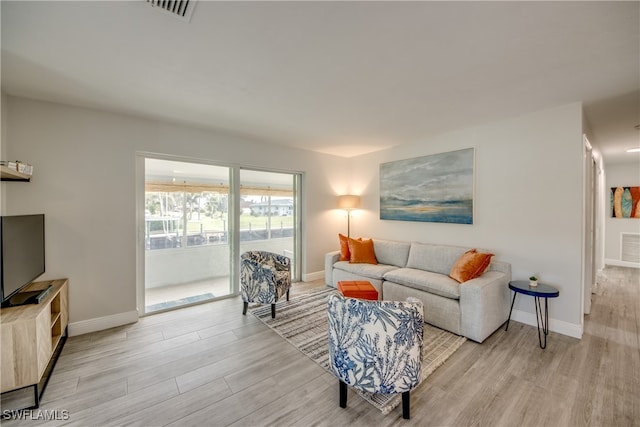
top-left (137, 154), bottom-right (302, 315)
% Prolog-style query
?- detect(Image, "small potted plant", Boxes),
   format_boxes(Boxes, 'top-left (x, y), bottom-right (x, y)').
top-left (529, 275), bottom-right (538, 287)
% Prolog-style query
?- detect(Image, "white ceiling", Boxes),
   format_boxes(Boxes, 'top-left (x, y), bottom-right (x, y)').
top-left (2, 1), bottom-right (639, 164)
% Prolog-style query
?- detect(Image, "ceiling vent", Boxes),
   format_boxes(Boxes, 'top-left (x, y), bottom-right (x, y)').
top-left (146, 0), bottom-right (196, 22)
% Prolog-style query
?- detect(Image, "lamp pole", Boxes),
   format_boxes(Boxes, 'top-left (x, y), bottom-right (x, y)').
top-left (337, 195), bottom-right (360, 239)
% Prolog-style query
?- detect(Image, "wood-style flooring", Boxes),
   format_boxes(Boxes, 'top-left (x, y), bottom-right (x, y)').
top-left (1, 267), bottom-right (638, 426)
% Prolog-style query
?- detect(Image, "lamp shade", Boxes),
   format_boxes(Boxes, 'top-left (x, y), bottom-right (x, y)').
top-left (337, 195), bottom-right (361, 210)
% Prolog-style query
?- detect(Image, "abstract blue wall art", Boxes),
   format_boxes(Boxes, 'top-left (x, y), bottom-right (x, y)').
top-left (380, 148), bottom-right (474, 224)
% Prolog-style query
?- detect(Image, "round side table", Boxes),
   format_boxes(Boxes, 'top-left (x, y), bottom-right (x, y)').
top-left (505, 280), bottom-right (559, 349)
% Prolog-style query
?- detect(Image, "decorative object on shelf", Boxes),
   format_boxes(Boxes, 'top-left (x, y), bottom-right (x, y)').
top-left (529, 275), bottom-right (538, 287)
top-left (337, 194), bottom-right (360, 238)
top-left (1, 160), bottom-right (33, 181)
top-left (379, 148), bottom-right (474, 224)
top-left (0, 160), bottom-right (33, 175)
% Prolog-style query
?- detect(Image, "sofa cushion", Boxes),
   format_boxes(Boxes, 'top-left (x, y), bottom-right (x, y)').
top-left (333, 261), bottom-right (397, 281)
top-left (373, 239), bottom-right (411, 267)
top-left (348, 238), bottom-right (378, 264)
top-left (450, 249), bottom-right (493, 283)
top-left (383, 267), bottom-right (461, 299)
top-left (406, 243), bottom-right (470, 276)
top-left (338, 234), bottom-right (353, 261)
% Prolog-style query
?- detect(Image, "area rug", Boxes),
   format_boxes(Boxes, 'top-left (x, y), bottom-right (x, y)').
top-left (250, 287), bottom-right (467, 414)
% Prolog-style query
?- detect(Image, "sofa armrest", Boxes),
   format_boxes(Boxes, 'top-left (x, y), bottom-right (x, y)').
top-left (325, 251), bottom-right (340, 286)
top-left (488, 260), bottom-right (511, 276)
top-left (459, 269), bottom-right (511, 343)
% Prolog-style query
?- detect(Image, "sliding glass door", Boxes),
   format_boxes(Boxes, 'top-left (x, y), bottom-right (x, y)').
top-left (138, 155), bottom-right (301, 315)
top-left (239, 169), bottom-right (300, 279)
top-left (142, 158), bottom-right (231, 313)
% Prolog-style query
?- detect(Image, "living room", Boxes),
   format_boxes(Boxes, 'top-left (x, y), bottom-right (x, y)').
top-left (1, 1), bottom-right (639, 425)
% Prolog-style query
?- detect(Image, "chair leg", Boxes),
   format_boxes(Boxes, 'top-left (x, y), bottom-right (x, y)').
top-left (242, 302), bottom-right (248, 315)
top-left (339, 381), bottom-right (347, 408)
top-left (286, 289), bottom-right (290, 301)
top-left (402, 391), bottom-right (410, 420)
top-left (271, 304), bottom-right (276, 319)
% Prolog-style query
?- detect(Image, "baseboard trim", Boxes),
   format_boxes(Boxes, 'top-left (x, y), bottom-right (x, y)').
top-left (510, 309), bottom-right (582, 339)
top-left (302, 271), bottom-right (324, 282)
top-left (68, 310), bottom-right (138, 337)
top-left (605, 259), bottom-right (640, 269)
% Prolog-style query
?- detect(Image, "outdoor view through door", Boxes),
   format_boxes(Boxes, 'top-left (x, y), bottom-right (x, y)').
top-left (142, 157), bottom-right (300, 314)
top-left (239, 169), bottom-right (298, 280)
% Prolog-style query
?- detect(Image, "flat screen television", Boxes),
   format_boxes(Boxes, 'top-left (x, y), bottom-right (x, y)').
top-left (1, 214), bottom-right (46, 306)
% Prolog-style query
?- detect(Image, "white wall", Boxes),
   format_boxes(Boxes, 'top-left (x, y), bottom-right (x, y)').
top-left (604, 162), bottom-right (640, 267)
top-left (350, 103), bottom-right (585, 337)
top-left (4, 96), bottom-right (589, 338)
top-left (3, 96), bottom-right (350, 330)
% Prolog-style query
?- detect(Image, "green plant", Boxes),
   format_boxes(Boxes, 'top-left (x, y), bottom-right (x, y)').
top-left (529, 275), bottom-right (538, 281)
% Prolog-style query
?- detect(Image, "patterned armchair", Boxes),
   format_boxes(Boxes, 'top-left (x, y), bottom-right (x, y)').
top-left (327, 292), bottom-right (424, 419)
top-left (241, 251), bottom-right (291, 318)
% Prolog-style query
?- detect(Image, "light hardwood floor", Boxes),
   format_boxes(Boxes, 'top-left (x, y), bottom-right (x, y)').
top-left (2, 267), bottom-right (638, 426)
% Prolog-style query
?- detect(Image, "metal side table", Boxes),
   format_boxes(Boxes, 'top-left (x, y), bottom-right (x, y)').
top-left (505, 280), bottom-right (559, 349)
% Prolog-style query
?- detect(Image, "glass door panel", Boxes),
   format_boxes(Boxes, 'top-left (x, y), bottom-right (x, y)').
top-left (239, 169), bottom-right (300, 280)
top-left (144, 158), bottom-right (231, 313)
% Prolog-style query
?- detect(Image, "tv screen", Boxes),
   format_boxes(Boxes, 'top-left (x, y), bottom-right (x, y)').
top-left (1, 214), bottom-right (45, 303)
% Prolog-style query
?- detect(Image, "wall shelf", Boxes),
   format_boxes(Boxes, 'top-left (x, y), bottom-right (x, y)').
top-left (1, 165), bottom-right (31, 181)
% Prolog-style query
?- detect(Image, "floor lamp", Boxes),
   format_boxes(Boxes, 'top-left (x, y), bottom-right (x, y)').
top-left (337, 195), bottom-right (361, 238)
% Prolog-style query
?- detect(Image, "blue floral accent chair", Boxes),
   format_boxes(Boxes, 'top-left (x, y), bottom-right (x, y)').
top-left (241, 251), bottom-right (291, 319)
top-left (327, 292), bottom-right (424, 419)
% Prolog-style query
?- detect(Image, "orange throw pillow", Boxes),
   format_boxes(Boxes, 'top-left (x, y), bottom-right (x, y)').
top-left (338, 234), bottom-right (351, 261)
top-left (339, 234), bottom-right (362, 261)
top-left (450, 249), bottom-right (493, 283)
top-left (348, 237), bottom-right (378, 264)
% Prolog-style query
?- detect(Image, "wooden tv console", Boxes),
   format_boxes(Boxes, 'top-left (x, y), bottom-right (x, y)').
top-left (0, 279), bottom-right (69, 408)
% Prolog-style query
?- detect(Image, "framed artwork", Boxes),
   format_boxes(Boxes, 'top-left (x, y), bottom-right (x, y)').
top-left (610, 186), bottom-right (640, 218)
top-left (380, 148), bottom-right (474, 224)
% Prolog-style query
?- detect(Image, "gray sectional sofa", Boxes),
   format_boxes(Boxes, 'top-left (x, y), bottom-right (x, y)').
top-left (325, 239), bottom-right (511, 343)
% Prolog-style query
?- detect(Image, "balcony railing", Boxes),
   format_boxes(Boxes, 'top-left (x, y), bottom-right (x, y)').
top-left (145, 224), bottom-right (294, 250)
